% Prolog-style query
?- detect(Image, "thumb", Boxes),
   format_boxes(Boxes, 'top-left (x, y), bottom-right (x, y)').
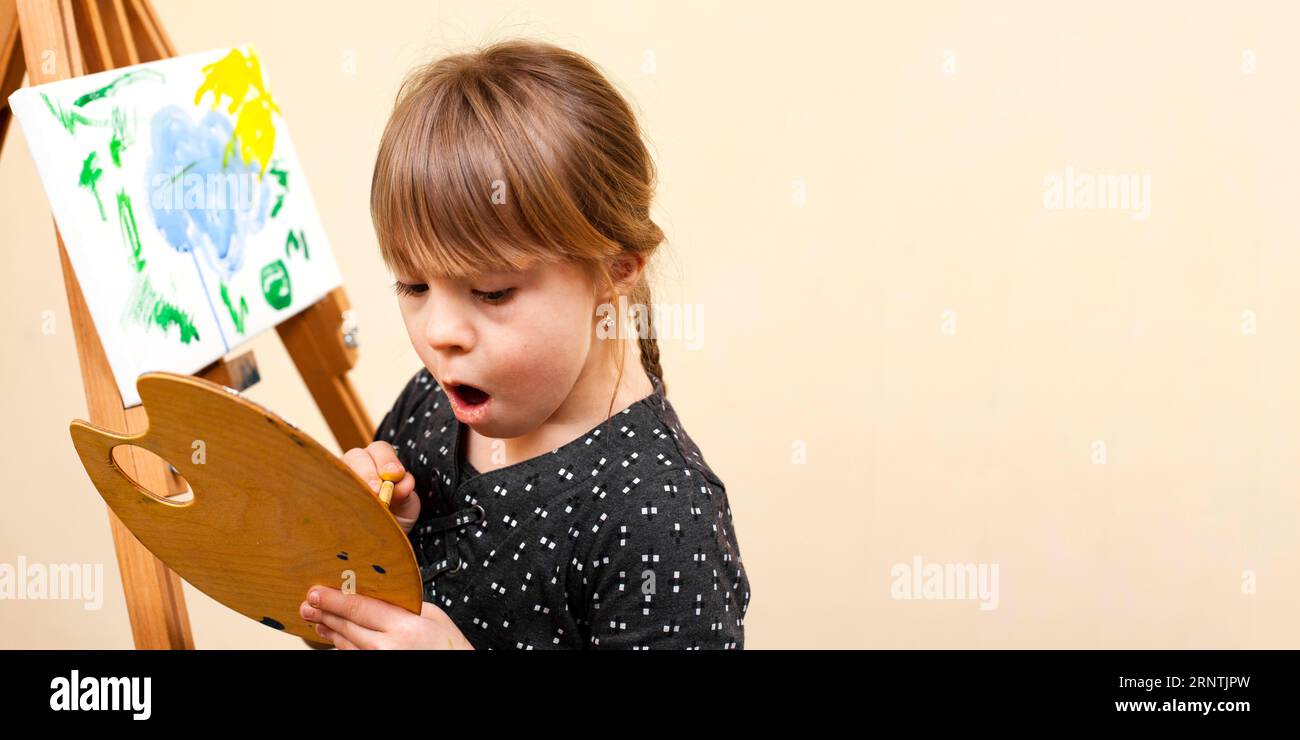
top-left (386, 472), bottom-right (420, 523)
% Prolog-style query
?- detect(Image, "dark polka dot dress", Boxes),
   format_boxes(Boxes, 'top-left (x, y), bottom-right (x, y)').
top-left (374, 367), bottom-right (751, 649)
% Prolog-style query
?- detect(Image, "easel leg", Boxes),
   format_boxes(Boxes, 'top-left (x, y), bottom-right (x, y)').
top-left (10, 0), bottom-right (194, 648)
top-left (0, 0), bottom-right (26, 153)
top-left (56, 234), bottom-right (196, 649)
top-left (278, 288), bottom-right (375, 451)
top-left (106, 509), bottom-right (194, 649)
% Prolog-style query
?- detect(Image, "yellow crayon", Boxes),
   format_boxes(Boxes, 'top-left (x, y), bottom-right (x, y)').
top-left (376, 470), bottom-right (402, 508)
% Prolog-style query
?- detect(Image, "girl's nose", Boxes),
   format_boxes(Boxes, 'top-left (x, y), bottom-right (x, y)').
top-left (424, 298), bottom-right (476, 353)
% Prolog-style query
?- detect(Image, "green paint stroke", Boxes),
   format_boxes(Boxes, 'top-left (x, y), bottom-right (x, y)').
top-left (109, 106), bottom-right (132, 167)
top-left (124, 274), bottom-right (201, 344)
top-left (269, 165), bottom-right (288, 218)
top-left (41, 93), bottom-right (105, 135)
top-left (116, 191), bottom-right (146, 272)
top-left (73, 69), bottom-right (165, 107)
top-left (165, 160), bottom-right (199, 186)
top-left (260, 259), bottom-right (292, 310)
top-left (220, 281), bottom-right (249, 334)
top-left (79, 152), bottom-right (106, 221)
top-left (285, 229), bottom-right (309, 260)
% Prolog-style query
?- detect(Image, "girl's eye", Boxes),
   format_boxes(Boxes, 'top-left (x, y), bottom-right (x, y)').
top-left (472, 288), bottom-right (515, 305)
top-left (392, 281), bottom-right (428, 297)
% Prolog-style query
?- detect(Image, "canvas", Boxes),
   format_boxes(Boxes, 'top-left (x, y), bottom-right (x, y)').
top-left (8, 45), bottom-right (341, 406)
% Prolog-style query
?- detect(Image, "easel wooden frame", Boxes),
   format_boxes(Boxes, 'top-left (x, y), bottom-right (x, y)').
top-left (0, 0), bottom-right (376, 649)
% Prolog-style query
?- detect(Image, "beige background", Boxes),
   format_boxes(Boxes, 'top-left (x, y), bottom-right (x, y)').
top-left (2, 0), bottom-right (1297, 648)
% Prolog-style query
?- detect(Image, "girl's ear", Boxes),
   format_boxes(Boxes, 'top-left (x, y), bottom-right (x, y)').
top-left (607, 253), bottom-right (647, 293)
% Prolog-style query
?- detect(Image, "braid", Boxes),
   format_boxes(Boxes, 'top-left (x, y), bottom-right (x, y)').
top-left (631, 278), bottom-right (665, 396)
top-left (638, 331), bottom-right (664, 394)
top-left (634, 316), bottom-right (665, 400)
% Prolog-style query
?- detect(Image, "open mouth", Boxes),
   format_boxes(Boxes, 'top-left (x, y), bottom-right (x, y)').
top-left (449, 383), bottom-right (491, 407)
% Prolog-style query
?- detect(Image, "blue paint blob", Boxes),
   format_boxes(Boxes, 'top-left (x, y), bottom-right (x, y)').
top-left (146, 106), bottom-right (271, 282)
top-left (372, 564), bottom-right (386, 574)
top-left (260, 616), bottom-right (285, 630)
top-left (337, 552), bottom-right (349, 560)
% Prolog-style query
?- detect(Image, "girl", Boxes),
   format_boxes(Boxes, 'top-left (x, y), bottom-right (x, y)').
top-left (298, 39), bottom-right (750, 649)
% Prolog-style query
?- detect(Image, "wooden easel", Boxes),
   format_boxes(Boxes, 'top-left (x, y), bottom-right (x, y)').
top-left (0, 0), bottom-right (376, 649)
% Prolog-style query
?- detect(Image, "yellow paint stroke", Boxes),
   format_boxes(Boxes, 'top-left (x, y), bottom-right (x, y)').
top-left (194, 48), bottom-right (280, 177)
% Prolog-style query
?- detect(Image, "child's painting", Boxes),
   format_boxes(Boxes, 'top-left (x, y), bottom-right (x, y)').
top-left (8, 46), bottom-right (342, 406)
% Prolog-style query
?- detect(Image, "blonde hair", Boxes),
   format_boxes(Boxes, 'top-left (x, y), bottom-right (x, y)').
top-left (370, 39), bottom-right (667, 410)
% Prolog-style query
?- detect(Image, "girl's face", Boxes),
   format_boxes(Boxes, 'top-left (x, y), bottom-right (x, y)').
top-left (393, 258), bottom-right (603, 439)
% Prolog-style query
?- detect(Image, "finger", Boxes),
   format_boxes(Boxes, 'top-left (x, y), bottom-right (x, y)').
top-left (342, 448), bottom-right (381, 493)
top-left (365, 441), bottom-right (406, 482)
top-left (315, 622), bottom-right (358, 650)
top-left (392, 492), bottom-right (420, 530)
top-left (389, 475), bottom-right (418, 520)
top-left (390, 471), bottom-right (416, 503)
top-left (300, 599), bottom-right (320, 623)
top-left (316, 610), bottom-right (383, 649)
top-left (310, 585), bottom-right (409, 633)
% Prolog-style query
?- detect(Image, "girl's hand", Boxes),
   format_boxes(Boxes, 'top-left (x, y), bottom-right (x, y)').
top-left (300, 586), bottom-right (474, 649)
top-left (342, 442), bottom-right (420, 533)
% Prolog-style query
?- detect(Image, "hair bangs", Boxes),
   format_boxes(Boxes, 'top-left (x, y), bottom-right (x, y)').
top-left (371, 61), bottom-right (612, 282)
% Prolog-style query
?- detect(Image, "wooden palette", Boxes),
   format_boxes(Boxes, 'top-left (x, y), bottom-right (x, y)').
top-left (69, 371), bottom-right (422, 646)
